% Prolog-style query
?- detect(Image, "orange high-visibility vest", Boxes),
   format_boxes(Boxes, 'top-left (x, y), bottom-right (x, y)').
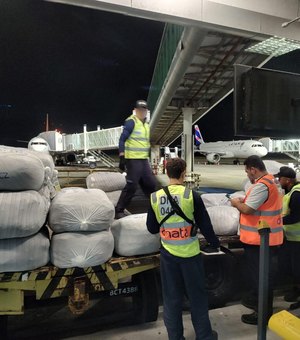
top-left (240, 174), bottom-right (283, 246)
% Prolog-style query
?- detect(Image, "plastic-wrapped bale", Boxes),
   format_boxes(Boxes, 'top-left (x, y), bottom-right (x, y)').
top-left (0, 232), bottom-right (50, 272)
top-left (0, 191), bottom-right (49, 239)
top-left (111, 213), bottom-right (160, 256)
top-left (206, 206), bottom-right (240, 235)
top-left (105, 190), bottom-right (122, 207)
top-left (86, 171), bottom-right (126, 192)
top-left (201, 193), bottom-right (232, 208)
top-left (0, 150), bottom-right (45, 191)
top-left (50, 230), bottom-right (114, 268)
top-left (48, 187), bottom-right (115, 233)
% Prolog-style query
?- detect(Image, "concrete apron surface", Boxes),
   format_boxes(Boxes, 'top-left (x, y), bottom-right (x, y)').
top-left (66, 296), bottom-right (299, 340)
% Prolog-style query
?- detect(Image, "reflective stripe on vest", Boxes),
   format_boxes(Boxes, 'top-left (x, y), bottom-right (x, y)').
top-left (283, 183), bottom-right (300, 242)
top-left (125, 115), bottom-right (150, 159)
top-left (240, 174), bottom-right (283, 246)
top-left (150, 185), bottom-right (200, 258)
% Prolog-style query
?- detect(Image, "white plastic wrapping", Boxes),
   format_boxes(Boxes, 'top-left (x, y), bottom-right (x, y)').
top-left (50, 230), bottom-right (114, 268)
top-left (0, 151), bottom-right (45, 191)
top-left (49, 188), bottom-right (115, 233)
top-left (86, 171), bottom-right (126, 192)
top-left (111, 213), bottom-right (160, 256)
top-left (0, 232), bottom-right (50, 272)
top-left (206, 206), bottom-right (240, 236)
top-left (0, 191), bottom-right (49, 239)
top-left (201, 193), bottom-right (231, 208)
top-left (105, 190), bottom-right (122, 207)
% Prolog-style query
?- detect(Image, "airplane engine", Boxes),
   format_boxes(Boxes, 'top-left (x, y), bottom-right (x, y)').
top-left (206, 153), bottom-right (221, 164)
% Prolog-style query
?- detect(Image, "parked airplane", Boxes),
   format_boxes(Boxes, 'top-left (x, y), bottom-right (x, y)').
top-left (194, 125), bottom-right (268, 164)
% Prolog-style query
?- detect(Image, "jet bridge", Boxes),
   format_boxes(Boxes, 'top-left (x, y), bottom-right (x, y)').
top-left (47, 0), bottom-right (300, 172)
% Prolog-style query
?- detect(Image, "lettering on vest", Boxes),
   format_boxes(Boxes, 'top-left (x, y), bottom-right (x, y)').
top-left (159, 195), bottom-right (181, 216)
top-left (161, 226), bottom-right (192, 240)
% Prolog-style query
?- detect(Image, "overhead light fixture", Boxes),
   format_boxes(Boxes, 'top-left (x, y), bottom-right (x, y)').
top-left (282, 16), bottom-right (300, 28)
top-left (245, 36), bottom-right (300, 57)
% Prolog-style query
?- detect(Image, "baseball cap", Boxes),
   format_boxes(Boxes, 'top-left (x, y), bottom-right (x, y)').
top-left (274, 166), bottom-right (296, 179)
top-left (135, 100), bottom-right (148, 109)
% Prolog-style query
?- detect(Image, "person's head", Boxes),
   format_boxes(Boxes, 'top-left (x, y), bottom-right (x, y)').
top-left (166, 158), bottom-right (186, 180)
top-left (274, 166), bottom-right (296, 191)
top-left (135, 100), bottom-right (148, 121)
top-left (244, 155), bottom-right (267, 183)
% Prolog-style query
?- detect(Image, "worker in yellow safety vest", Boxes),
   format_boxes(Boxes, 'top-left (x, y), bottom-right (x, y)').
top-left (275, 166), bottom-right (300, 303)
top-left (147, 158), bottom-right (219, 340)
top-left (230, 155), bottom-right (283, 325)
top-left (115, 100), bottom-right (156, 219)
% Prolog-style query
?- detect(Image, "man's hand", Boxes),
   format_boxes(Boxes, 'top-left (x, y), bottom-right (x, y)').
top-left (230, 197), bottom-right (243, 208)
top-left (119, 155), bottom-right (126, 171)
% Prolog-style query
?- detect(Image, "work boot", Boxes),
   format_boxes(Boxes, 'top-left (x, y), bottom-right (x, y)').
top-left (241, 311), bottom-right (272, 325)
top-left (115, 211), bottom-right (127, 219)
top-left (114, 209), bottom-right (131, 220)
top-left (284, 287), bottom-right (300, 302)
top-left (241, 295), bottom-right (258, 310)
top-left (212, 330), bottom-right (218, 340)
top-left (241, 311), bottom-right (258, 325)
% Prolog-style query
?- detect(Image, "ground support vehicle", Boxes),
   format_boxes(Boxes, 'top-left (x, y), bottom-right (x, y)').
top-left (0, 253), bottom-right (160, 338)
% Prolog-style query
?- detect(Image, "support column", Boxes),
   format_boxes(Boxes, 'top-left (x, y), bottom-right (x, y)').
top-left (182, 107), bottom-right (195, 174)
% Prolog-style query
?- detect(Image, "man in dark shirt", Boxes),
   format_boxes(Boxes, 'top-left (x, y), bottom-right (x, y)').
top-left (276, 166), bottom-right (300, 302)
top-left (147, 158), bottom-right (219, 340)
top-left (115, 100), bottom-right (156, 219)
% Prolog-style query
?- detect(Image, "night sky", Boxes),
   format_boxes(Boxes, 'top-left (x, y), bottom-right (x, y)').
top-left (1, 1), bottom-right (300, 147)
top-left (0, 0), bottom-right (164, 146)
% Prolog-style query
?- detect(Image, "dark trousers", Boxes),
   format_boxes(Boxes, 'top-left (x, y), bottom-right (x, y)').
top-left (279, 240), bottom-right (300, 284)
top-left (116, 159), bottom-right (156, 212)
top-left (160, 248), bottom-right (213, 340)
top-left (243, 244), bottom-right (276, 314)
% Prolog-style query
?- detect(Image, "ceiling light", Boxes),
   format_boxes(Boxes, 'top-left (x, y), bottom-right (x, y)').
top-left (245, 36), bottom-right (300, 56)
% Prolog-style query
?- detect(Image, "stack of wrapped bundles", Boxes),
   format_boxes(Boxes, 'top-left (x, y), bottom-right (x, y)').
top-left (111, 213), bottom-right (160, 256)
top-left (0, 147), bottom-right (51, 272)
top-left (201, 191), bottom-right (245, 236)
top-left (86, 171), bottom-right (126, 207)
top-left (49, 187), bottom-right (115, 268)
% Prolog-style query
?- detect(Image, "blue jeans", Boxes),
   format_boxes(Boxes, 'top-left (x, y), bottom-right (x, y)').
top-left (160, 248), bottom-right (213, 340)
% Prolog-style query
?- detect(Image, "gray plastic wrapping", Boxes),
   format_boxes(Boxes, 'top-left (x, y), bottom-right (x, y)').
top-left (105, 190), bottom-right (122, 207)
top-left (50, 230), bottom-right (114, 268)
top-left (0, 232), bottom-right (50, 272)
top-left (206, 206), bottom-right (240, 235)
top-left (48, 188), bottom-right (115, 233)
top-left (111, 213), bottom-right (160, 256)
top-left (0, 150), bottom-right (45, 191)
top-left (86, 171), bottom-right (126, 192)
top-left (0, 191), bottom-right (49, 239)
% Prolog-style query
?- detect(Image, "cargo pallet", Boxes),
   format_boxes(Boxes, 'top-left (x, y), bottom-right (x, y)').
top-left (0, 253), bottom-right (160, 339)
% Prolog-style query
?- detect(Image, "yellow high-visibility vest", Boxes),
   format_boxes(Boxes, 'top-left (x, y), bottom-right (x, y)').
top-left (125, 115), bottom-right (150, 159)
top-left (151, 185), bottom-right (200, 258)
top-left (282, 183), bottom-right (300, 241)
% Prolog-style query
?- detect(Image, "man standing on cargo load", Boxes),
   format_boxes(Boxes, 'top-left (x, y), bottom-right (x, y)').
top-left (230, 155), bottom-right (283, 325)
top-left (147, 158), bottom-right (219, 340)
top-left (115, 100), bottom-right (156, 219)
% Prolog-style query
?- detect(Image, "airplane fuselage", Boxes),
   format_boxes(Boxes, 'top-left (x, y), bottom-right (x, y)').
top-left (196, 140), bottom-right (268, 159)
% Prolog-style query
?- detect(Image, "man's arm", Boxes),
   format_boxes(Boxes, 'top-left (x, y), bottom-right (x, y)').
top-left (231, 182), bottom-right (268, 215)
top-left (193, 191), bottom-right (220, 248)
top-left (146, 204), bottom-right (160, 234)
top-left (118, 119), bottom-right (134, 155)
top-left (283, 191), bottom-right (300, 225)
top-left (230, 198), bottom-right (256, 214)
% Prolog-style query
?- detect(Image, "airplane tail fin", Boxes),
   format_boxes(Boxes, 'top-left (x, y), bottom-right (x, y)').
top-left (194, 125), bottom-right (204, 145)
